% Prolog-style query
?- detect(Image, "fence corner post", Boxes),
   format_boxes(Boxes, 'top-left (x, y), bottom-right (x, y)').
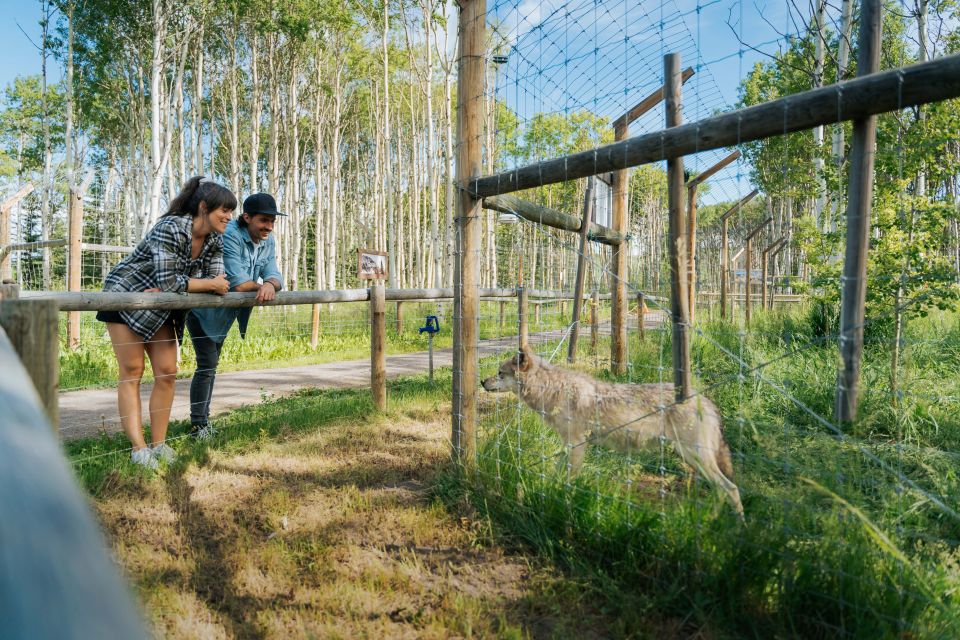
top-left (517, 286), bottom-right (529, 348)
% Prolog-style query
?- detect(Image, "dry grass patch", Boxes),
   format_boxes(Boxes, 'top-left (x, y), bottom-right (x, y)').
top-left (90, 397), bottom-right (621, 639)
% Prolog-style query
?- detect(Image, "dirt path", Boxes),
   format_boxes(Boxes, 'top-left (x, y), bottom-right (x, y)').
top-left (60, 315), bottom-right (665, 441)
top-left (92, 398), bottom-right (618, 639)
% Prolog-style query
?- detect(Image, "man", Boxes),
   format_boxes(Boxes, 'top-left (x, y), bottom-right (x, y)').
top-left (186, 192), bottom-right (285, 439)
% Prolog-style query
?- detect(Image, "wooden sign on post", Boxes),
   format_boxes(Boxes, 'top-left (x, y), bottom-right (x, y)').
top-left (357, 249), bottom-right (388, 280)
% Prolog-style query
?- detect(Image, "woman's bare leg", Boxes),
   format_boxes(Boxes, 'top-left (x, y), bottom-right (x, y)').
top-left (106, 322), bottom-right (147, 450)
top-left (144, 324), bottom-right (178, 445)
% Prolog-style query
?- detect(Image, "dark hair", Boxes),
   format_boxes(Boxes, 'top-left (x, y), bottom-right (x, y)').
top-left (163, 176), bottom-right (238, 218)
top-left (237, 212), bottom-right (250, 229)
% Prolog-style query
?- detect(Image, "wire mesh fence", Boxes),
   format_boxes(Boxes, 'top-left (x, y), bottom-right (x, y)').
top-left (449, 0), bottom-right (960, 636)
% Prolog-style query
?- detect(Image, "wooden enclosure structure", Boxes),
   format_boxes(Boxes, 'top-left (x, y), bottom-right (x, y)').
top-left (454, 0), bottom-right (928, 426)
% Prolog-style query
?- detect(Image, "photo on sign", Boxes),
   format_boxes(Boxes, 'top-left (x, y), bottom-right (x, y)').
top-left (357, 249), bottom-right (388, 280)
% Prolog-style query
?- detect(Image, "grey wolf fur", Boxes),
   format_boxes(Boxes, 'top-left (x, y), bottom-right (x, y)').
top-left (481, 345), bottom-right (744, 518)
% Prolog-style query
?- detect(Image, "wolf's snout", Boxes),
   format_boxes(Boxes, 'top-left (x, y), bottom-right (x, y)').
top-left (481, 376), bottom-right (500, 391)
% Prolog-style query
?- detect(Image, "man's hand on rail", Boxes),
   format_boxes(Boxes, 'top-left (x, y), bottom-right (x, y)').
top-left (255, 281), bottom-right (277, 303)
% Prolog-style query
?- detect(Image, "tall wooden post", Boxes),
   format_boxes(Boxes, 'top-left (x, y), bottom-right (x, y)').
top-left (498, 300), bottom-right (505, 334)
top-left (568, 177), bottom-right (595, 363)
top-left (636, 291), bottom-right (645, 343)
top-left (534, 301), bottom-right (540, 326)
top-left (610, 133), bottom-right (628, 375)
top-left (685, 150), bottom-right (741, 325)
top-left (743, 217), bottom-right (772, 326)
top-left (719, 189), bottom-right (759, 320)
top-left (0, 298), bottom-right (60, 430)
top-left (0, 184), bottom-right (34, 283)
top-left (665, 53), bottom-right (692, 401)
top-left (836, 0), bottom-right (882, 422)
top-left (590, 289), bottom-right (599, 352)
top-left (310, 304), bottom-right (320, 349)
top-left (761, 237), bottom-right (785, 311)
top-left (518, 286), bottom-right (528, 348)
top-left (396, 301), bottom-right (404, 333)
top-left (370, 283), bottom-right (386, 411)
top-left (452, 0), bottom-right (485, 462)
top-left (67, 188), bottom-right (83, 350)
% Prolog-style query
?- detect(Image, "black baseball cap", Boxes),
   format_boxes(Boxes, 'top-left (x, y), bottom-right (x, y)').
top-left (243, 192), bottom-right (287, 217)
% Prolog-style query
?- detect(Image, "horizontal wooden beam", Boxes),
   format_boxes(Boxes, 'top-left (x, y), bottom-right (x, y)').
top-left (471, 53), bottom-right (960, 198)
top-left (612, 67), bottom-right (695, 132)
top-left (745, 216), bottom-right (773, 241)
top-left (686, 150), bottom-right (742, 189)
top-left (484, 194), bottom-right (625, 245)
top-left (0, 239), bottom-right (67, 262)
top-left (719, 189), bottom-right (761, 222)
top-left (1, 183), bottom-right (34, 212)
top-left (80, 243), bottom-right (134, 254)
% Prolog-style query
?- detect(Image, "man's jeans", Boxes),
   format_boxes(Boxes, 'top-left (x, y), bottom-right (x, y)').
top-left (186, 313), bottom-right (224, 427)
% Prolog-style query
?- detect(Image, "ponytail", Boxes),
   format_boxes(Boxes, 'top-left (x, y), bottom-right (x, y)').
top-left (164, 176), bottom-right (238, 218)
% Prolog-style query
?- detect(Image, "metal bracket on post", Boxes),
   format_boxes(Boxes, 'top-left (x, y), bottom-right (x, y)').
top-left (419, 315), bottom-right (441, 382)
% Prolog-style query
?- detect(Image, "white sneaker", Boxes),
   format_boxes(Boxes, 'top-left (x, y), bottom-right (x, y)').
top-left (151, 443), bottom-right (176, 463)
top-left (131, 447), bottom-right (158, 469)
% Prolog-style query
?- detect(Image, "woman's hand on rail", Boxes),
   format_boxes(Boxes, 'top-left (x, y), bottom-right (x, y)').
top-left (208, 274), bottom-right (230, 295)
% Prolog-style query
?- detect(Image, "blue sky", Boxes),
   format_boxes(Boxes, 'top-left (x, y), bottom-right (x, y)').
top-left (2, 0), bottom-right (811, 205)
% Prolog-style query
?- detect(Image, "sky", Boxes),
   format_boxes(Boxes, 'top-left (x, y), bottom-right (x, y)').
top-left (0, 0), bottom-right (827, 206)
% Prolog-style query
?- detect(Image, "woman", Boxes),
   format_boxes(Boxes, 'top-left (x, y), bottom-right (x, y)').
top-left (98, 176), bottom-right (236, 468)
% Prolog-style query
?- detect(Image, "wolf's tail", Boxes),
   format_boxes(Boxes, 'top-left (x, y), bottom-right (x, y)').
top-left (717, 437), bottom-right (735, 480)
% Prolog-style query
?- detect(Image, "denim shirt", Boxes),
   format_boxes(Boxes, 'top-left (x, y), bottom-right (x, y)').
top-left (190, 219), bottom-right (283, 343)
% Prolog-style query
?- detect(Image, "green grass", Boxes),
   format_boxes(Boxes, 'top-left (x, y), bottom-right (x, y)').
top-left (436, 305), bottom-right (960, 639)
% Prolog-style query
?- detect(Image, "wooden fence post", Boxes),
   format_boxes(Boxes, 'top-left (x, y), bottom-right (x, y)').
top-left (310, 304), bottom-right (320, 349)
top-left (0, 184), bottom-right (34, 283)
top-left (0, 297), bottom-right (60, 430)
top-left (396, 300), bottom-right (404, 333)
top-left (719, 189), bottom-right (759, 320)
top-left (498, 300), bottom-right (505, 335)
top-left (637, 291), bottom-right (645, 343)
top-left (836, 0), bottom-right (882, 422)
top-left (568, 177), bottom-right (595, 363)
top-left (67, 188), bottom-right (83, 350)
top-left (534, 301), bottom-right (540, 326)
top-left (370, 283), bottom-right (386, 411)
top-left (590, 290), bottom-right (599, 353)
top-left (518, 286), bottom-right (528, 348)
top-left (452, 0), bottom-right (484, 463)
top-left (665, 53), bottom-right (692, 400)
top-left (744, 217), bottom-right (772, 326)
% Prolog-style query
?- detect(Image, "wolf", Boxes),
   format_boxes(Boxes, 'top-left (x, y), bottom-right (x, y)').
top-left (481, 345), bottom-right (744, 518)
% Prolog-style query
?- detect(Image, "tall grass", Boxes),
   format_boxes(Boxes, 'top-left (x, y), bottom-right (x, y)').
top-left (438, 305), bottom-right (960, 638)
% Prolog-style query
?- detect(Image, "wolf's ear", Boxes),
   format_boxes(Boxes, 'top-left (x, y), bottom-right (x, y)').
top-left (518, 345), bottom-right (533, 372)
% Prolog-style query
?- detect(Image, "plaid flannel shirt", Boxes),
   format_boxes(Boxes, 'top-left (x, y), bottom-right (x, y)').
top-left (103, 215), bottom-right (224, 340)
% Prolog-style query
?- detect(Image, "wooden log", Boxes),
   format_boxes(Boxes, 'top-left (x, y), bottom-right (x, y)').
top-left (720, 189), bottom-right (760, 319)
top-left (836, 0), bottom-right (881, 423)
top-left (0, 324), bottom-right (147, 639)
top-left (483, 194), bottom-right (624, 246)
top-left (611, 67), bottom-right (695, 131)
top-left (79, 243), bottom-right (133, 254)
top-left (665, 53), bottom-right (692, 401)
top-left (67, 188), bottom-right (83, 350)
top-left (470, 53), bottom-right (960, 198)
top-left (0, 239), bottom-right (67, 265)
top-left (518, 286), bottom-right (529, 348)
top-left (452, 0), bottom-right (485, 463)
top-left (370, 283), bottom-right (386, 411)
top-left (0, 183), bottom-right (34, 282)
top-left (0, 299), bottom-right (59, 429)
top-left (568, 177), bottom-right (595, 363)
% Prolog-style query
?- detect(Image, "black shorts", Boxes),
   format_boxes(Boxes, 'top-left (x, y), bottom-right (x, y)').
top-left (95, 309), bottom-right (125, 324)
